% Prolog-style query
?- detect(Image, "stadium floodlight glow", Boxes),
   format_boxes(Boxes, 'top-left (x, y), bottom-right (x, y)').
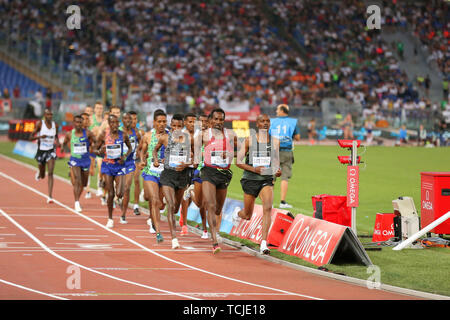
top-left (338, 139), bottom-right (361, 148)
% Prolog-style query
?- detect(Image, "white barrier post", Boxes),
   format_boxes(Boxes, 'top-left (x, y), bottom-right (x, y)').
top-left (393, 211), bottom-right (450, 251)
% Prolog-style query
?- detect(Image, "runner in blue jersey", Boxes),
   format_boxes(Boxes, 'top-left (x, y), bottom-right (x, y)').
top-left (269, 104), bottom-right (300, 209)
top-left (94, 115), bottom-right (132, 228)
top-left (63, 115), bottom-right (96, 212)
top-left (118, 112), bottom-right (142, 224)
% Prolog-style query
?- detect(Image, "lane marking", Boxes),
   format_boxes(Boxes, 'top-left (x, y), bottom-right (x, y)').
top-left (0, 208), bottom-right (201, 300)
top-left (0, 278), bottom-right (68, 300)
top-left (0, 171), bottom-right (323, 300)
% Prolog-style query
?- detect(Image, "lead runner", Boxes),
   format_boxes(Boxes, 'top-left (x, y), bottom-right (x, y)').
top-left (232, 114), bottom-right (281, 255)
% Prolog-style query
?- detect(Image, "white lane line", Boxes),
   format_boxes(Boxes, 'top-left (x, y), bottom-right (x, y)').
top-left (0, 208), bottom-right (200, 301)
top-left (0, 278), bottom-right (68, 300)
top-left (44, 234), bottom-right (108, 238)
top-left (0, 170), bottom-right (323, 300)
top-left (37, 227), bottom-right (95, 231)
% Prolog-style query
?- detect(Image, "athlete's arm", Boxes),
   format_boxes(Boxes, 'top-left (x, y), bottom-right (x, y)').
top-left (139, 132), bottom-right (150, 169)
top-left (120, 132), bottom-right (132, 164)
top-left (94, 131), bottom-right (106, 157)
top-left (54, 123), bottom-right (61, 148)
top-left (152, 135), bottom-right (167, 167)
top-left (272, 137), bottom-right (282, 177)
top-left (62, 131), bottom-right (71, 151)
top-left (30, 120), bottom-right (42, 141)
top-left (87, 130), bottom-right (96, 153)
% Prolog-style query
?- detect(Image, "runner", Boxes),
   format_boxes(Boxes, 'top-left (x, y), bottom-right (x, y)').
top-left (130, 111), bottom-right (145, 216)
top-left (81, 112), bottom-right (93, 199)
top-left (31, 108), bottom-right (60, 204)
top-left (179, 112), bottom-right (197, 236)
top-left (183, 113), bottom-right (209, 239)
top-left (196, 108), bottom-right (237, 254)
top-left (139, 109), bottom-right (168, 243)
top-left (232, 114), bottom-right (281, 255)
top-left (89, 102), bottom-right (104, 198)
top-left (94, 114), bottom-right (132, 228)
top-left (153, 114), bottom-right (192, 249)
top-left (62, 115), bottom-right (96, 212)
top-left (119, 112), bottom-right (142, 224)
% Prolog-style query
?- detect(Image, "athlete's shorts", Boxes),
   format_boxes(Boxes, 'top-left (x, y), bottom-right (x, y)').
top-left (68, 157), bottom-right (91, 171)
top-left (124, 160), bottom-right (136, 174)
top-left (35, 149), bottom-right (57, 165)
top-left (142, 171), bottom-right (161, 187)
top-left (192, 168), bottom-right (202, 184)
top-left (101, 162), bottom-right (126, 176)
top-left (160, 168), bottom-right (190, 190)
top-left (240, 178), bottom-right (274, 198)
top-left (200, 166), bottom-right (232, 189)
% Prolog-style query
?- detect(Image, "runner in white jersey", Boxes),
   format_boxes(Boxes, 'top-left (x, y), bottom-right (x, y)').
top-left (31, 108), bottom-right (60, 203)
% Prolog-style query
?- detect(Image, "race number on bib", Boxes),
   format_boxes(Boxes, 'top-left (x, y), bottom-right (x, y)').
top-left (211, 151), bottom-right (229, 167)
top-left (106, 144), bottom-right (122, 159)
top-left (252, 151), bottom-right (271, 168)
top-left (150, 160), bottom-right (164, 174)
top-left (73, 142), bottom-right (87, 155)
top-left (169, 153), bottom-right (187, 168)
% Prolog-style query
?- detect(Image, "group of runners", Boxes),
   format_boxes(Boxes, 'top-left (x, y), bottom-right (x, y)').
top-left (32, 102), bottom-right (285, 255)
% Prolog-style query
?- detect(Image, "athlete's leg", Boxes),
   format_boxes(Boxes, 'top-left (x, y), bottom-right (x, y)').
top-left (259, 185), bottom-right (274, 242)
top-left (238, 193), bottom-right (256, 220)
top-left (104, 174), bottom-right (115, 220)
top-left (70, 166), bottom-right (83, 202)
top-left (46, 158), bottom-right (56, 199)
top-left (144, 180), bottom-right (162, 234)
top-left (121, 172), bottom-right (134, 219)
top-left (202, 181), bottom-right (218, 244)
top-left (162, 185), bottom-right (177, 240)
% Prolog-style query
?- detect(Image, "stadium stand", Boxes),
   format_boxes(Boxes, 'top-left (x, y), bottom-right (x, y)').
top-left (0, 0), bottom-right (448, 144)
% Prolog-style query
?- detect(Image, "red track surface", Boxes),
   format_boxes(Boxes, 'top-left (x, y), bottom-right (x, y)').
top-left (0, 156), bottom-right (421, 301)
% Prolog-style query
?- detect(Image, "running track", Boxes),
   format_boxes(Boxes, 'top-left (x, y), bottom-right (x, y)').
top-left (0, 155), bottom-right (423, 301)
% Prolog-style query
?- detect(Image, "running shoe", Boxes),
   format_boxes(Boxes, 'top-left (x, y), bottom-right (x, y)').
top-left (133, 206), bottom-right (140, 216)
top-left (279, 202), bottom-right (293, 209)
top-left (74, 201), bottom-right (82, 213)
top-left (85, 192), bottom-right (92, 199)
top-left (106, 219), bottom-right (114, 228)
top-left (231, 206), bottom-right (241, 227)
top-left (201, 230), bottom-right (209, 239)
top-left (260, 240), bottom-right (270, 255)
top-left (183, 184), bottom-right (194, 201)
top-left (101, 197), bottom-right (107, 206)
top-left (212, 243), bottom-right (221, 254)
top-left (156, 233), bottom-right (164, 243)
top-left (180, 225), bottom-right (188, 236)
top-left (47, 197), bottom-right (54, 204)
top-left (120, 216), bottom-right (127, 224)
top-left (172, 238), bottom-right (180, 249)
top-left (35, 171), bottom-right (41, 181)
top-left (96, 188), bottom-right (103, 197)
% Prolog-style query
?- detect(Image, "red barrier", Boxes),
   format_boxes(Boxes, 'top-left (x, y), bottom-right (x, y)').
top-left (278, 214), bottom-right (372, 266)
top-left (312, 194), bottom-right (352, 227)
top-left (229, 206), bottom-right (293, 246)
top-left (372, 213), bottom-right (395, 242)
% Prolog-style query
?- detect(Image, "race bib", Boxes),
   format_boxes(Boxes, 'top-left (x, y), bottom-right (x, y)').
top-left (252, 151), bottom-right (271, 168)
top-left (150, 160), bottom-right (164, 174)
top-left (211, 150), bottom-right (229, 167)
top-left (106, 144), bottom-right (121, 159)
top-left (73, 142), bottom-right (87, 155)
top-left (41, 136), bottom-right (55, 149)
top-left (169, 152), bottom-right (187, 168)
